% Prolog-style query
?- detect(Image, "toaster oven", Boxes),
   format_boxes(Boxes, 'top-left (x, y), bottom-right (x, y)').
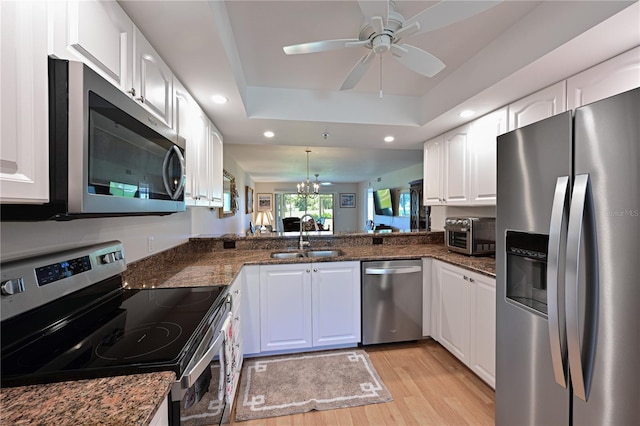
top-left (445, 217), bottom-right (496, 256)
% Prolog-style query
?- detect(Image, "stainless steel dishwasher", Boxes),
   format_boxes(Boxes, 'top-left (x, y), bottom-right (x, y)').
top-left (361, 259), bottom-right (423, 345)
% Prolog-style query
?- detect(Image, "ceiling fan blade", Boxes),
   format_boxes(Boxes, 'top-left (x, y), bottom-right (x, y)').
top-left (340, 51), bottom-right (376, 90)
top-left (358, 0), bottom-right (389, 32)
top-left (283, 38), bottom-right (360, 55)
top-left (404, 0), bottom-right (502, 36)
top-left (391, 44), bottom-right (445, 77)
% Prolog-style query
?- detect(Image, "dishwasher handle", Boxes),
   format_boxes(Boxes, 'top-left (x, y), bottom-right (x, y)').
top-left (365, 266), bottom-right (422, 275)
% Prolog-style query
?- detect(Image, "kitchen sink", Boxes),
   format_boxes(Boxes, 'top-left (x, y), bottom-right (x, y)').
top-left (270, 249), bottom-right (345, 259)
top-left (304, 249), bottom-right (345, 258)
top-left (270, 252), bottom-right (305, 259)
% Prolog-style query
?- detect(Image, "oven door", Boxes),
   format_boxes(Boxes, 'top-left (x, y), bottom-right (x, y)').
top-left (170, 297), bottom-right (231, 425)
top-left (445, 227), bottom-right (471, 254)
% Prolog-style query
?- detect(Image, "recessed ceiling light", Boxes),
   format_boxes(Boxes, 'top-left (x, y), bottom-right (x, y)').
top-left (321, 182), bottom-right (332, 186)
top-left (459, 110), bottom-right (475, 118)
top-left (384, 136), bottom-right (395, 143)
top-left (263, 131), bottom-right (275, 138)
top-left (211, 95), bottom-right (228, 104)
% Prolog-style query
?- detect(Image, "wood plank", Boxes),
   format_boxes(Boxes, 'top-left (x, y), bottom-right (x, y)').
top-left (231, 340), bottom-right (495, 425)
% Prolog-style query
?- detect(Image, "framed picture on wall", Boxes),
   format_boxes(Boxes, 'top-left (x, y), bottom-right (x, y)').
top-left (340, 193), bottom-right (356, 208)
top-left (245, 186), bottom-right (254, 214)
top-left (257, 193), bottom-right (272, 211)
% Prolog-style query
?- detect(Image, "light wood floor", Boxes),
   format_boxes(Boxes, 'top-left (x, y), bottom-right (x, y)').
top-left (230, 339), bottom-right (495, 425)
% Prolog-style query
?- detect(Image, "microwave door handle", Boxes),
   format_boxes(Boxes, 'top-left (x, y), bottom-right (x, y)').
top-left (565, 173), bottom-right (599, 401)
top-left (162, 146), bottom-right (186, 200)
top-left (547, 176), bottom-right (570, 388)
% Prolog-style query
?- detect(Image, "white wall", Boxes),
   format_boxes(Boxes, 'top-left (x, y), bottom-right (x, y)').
top-left (1, 155), bottom-right (253, 263)
top-left (253, 182), bottom-right (360, 232)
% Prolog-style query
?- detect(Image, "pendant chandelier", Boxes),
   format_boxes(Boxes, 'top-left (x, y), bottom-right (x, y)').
top-left (297, 149), bottom-right (319, 196)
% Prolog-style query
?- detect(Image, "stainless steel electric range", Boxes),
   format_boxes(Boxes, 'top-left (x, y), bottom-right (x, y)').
top-left (1, 241), bottom-right (230, 425)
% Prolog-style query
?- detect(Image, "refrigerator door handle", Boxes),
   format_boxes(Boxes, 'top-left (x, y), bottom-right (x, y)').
top-left (565, 173), bottom-right (599, 402)
top-left (547, 176), bottom-right (569, 388)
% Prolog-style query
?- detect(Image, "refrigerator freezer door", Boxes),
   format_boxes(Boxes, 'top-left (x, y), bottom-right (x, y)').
top-left (571, 87), bottom-right (640, 425)
top-left (496, 112), bottom-right (572, 425)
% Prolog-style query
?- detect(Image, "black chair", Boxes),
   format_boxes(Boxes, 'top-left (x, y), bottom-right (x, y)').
top-left (282, 217), bottom-right (300, 232)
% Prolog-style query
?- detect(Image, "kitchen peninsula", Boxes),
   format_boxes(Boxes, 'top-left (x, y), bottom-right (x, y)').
top-left (0, 231), bottom-right (495, 425)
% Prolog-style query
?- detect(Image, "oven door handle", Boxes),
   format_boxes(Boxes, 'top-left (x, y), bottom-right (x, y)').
top-left (173, 328), bottom-right (224, 401)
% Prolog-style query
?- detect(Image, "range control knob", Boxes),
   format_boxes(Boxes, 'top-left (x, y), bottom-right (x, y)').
top-left (1, 278), bottom-right (25, 296)
top-left (100, 251), bottom-right (124, 264)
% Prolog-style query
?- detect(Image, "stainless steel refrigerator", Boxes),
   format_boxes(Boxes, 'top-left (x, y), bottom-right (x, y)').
top-left (496, 87), bottom-right (639, 425)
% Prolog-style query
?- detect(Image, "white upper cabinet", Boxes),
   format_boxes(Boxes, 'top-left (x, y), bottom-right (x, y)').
top-left (423, 136), bottom-right (444, 206)
top-left (567, 46), bottom-right (640, 109)
top-left (1, 1), bottom-right (50, 204)
top-left (50, 0), bottom-right (134, 91)
top-left (508, 81), bottom-right (567, 131)
top-left (208, 124), bottom-right (224, 208)
top-left (132, 27), bottom-right (173, 127)
top-left (442, 124), bottom-right (471, 206)
top-left (469, 107), bottom-right (507, 205)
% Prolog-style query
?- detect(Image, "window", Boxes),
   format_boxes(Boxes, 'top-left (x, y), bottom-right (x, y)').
top-left (275, 193), bottom-right (334, 233)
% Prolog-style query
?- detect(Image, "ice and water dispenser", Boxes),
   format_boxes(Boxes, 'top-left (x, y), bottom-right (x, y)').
top-left (505, 231), bottom-right (549, 316)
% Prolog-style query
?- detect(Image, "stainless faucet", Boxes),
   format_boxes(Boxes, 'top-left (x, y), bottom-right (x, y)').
top-left (299, 214), bottom-right (318, 250)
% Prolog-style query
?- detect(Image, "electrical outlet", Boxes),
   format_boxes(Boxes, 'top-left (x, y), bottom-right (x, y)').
top-left (148, 236), bottom-right (155, 253)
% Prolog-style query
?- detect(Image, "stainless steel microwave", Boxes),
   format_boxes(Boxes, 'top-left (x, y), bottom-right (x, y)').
top-left (1, 57), bottom-right (185, 221)
top-left (444, 217), bottom-right (496, 256)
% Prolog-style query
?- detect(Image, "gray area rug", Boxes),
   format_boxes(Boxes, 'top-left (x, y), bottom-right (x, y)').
top-left (235, 349), bottom-right (393, 422)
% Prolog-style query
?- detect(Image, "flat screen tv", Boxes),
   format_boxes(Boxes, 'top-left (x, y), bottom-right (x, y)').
top-left (373, 188), bottom-right (394, 216)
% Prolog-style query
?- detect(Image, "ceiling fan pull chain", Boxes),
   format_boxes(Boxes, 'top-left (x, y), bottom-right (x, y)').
top-left (379, 55), bottom-right (383, 99)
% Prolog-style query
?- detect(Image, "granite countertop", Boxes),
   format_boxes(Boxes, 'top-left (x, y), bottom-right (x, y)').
top-left (0, 372), bottom-right (175, 426)
top-left (4, 237), bottom-right (495, 424)
top-left (123, 242), bottom-right (495, 289)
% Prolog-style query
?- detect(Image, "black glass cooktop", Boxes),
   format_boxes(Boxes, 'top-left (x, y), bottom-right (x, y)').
top-left (0, 277), bottom-right (227, 387)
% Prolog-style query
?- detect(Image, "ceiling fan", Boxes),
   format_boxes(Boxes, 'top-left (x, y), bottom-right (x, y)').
top-left (283, 0), bottom-right (502, 91)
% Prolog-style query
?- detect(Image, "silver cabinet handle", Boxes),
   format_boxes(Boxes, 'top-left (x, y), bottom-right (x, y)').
top-left (127, 88), bottom-right (136, 96)
top-left (313, 268), bottom-right (318, 272)
top-left (365, 266), bottom-right (422, 275)
top-left (548, 176), bottom-right (570, 388)
top-left (565, 174), bottom-right (599, 402)
top-left (136, 96), bottom-right (145, 103)
top-left (469, 277), bottom-right (474, 283)
top-left (463, 275), bottom-right (469, 281)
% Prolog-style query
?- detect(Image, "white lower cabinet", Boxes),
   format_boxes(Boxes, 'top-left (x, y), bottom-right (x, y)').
top-left (469, 272), bottom-right (496, 388)
top-left (433, 260), bottom-right (496, 388)
top-left (242, 266), bottom-right (261, 356)
top-left (311, 262), bottom-right (361, 347)
top-left (148, 396), bottom-right (169, 426)
top-left (258, 261), bottom-right (360, 353)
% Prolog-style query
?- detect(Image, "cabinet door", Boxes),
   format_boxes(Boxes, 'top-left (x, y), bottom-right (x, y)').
top-left (469, 107), bottom-right (507, 205)
top-left (469, 272), bottom-right (496, 389)
top-left (208, 124), bottom-right (224, 207)
top-left (260, 264), bottom-right (312, 352)
top-left (423, 137), bottom-right (443, 206)
top-left (508, 81), bottom-right (567, 131)
top-left (185, 109), bottom-right (208, 205)
top-left (242, 266), bottom-right (261, 356)
top-left (567, 46), bottom-right (640, 110)
top-left (422, 258), bottom-right (432, 337)
top-left (0, 1), bottom-right (50, 204)
top-left (443, 124), bottom-right (471, 205)
top-left (51, 0), bottom-right (134, 91)
top-left (311, 262), bottom-right (361, 347)
top-left (437, 262), bottom-right (471, 364)
top-left (133, 27), bottom-right (172, 126)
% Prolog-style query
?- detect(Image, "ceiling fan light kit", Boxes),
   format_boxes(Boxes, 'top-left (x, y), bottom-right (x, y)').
top-left (282, 0), bottom-right (502, 91)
